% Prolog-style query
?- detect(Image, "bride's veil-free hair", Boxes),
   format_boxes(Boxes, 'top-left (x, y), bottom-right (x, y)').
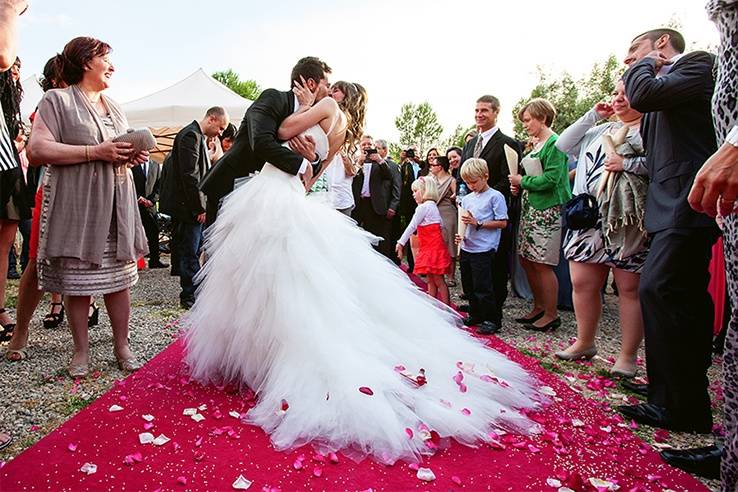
top-left (333, 81), bottom-right (366, 160)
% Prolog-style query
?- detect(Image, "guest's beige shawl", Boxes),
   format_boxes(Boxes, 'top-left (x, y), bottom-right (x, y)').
top-left (36, 85), bottom-right (148, 266)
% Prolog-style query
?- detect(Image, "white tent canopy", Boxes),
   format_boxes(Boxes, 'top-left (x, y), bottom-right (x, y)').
top-left (122, 68), bottom-right (252, 128)
top-left (20, 74), bottom-right (43, 125)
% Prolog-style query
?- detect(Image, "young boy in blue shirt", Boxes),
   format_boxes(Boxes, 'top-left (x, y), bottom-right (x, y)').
top-left (455, 158), bottom-right (509, 335)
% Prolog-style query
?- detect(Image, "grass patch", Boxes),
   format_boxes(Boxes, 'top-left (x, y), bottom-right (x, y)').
top-left (539, 359), bottom-right (564, 374)
top-left (517, 347), bottom-right (538, 358)
top-left (63, 395), bottom-right (93, 416)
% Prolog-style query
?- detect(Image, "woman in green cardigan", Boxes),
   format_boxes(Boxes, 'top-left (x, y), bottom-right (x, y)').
top-left (509, 98), bottom-right (571, 332)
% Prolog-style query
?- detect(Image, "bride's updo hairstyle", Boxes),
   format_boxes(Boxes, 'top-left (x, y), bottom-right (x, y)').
top-left (59, 36), bottom-right (112, 86)
top-left (332, 81), bottom-right (366, 158)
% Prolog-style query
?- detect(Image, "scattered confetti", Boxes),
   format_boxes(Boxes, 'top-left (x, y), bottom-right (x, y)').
top-left (139, 433), bottom-right (155, 445)
top-left (142, 414), bottom-right (155, 422)
top-left (191, 414), bottom-right (206, 422)
top-left (416, 467), bottom-right (436, 482)
top-left (79, 463), bottom-right (97, 475)
top-left (183, 408), bottom-right (197, 416)
top-left (108, 405), bottom-right (124, 412)
top-left (153, 434), bottom-right (171, 446)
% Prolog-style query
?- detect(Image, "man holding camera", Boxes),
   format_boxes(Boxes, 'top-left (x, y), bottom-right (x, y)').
top-left (352, 135), bottom-right (395, 260)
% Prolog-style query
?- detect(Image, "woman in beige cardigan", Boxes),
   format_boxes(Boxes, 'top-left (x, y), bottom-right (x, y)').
top-left (28, 37), bottom-right (148, 378)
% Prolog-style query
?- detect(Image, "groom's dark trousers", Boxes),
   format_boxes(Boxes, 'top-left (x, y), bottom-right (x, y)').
top-left (624, 51), bottom-right (718, 431)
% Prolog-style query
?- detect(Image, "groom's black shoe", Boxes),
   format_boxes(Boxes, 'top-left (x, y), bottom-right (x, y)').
top-left (621, 380), bottom-right (648, 397)
top-left (617, 403), bottom-right (712, 434)
top-left (476, 321), bottom-right (499, 335)
top-left (660, 445), bottom-right (722, 479)
top-left (463, 316), bottom-right (483, 327)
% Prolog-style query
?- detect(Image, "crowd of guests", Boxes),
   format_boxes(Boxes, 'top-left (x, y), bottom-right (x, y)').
top-left (0, 0), bottom-right (736, 488)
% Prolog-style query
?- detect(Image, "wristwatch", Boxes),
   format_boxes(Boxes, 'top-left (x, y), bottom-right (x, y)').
top-left (726, 125), bottom-right (738, 147)
top-left (476, 221), bottom-right (484, 230)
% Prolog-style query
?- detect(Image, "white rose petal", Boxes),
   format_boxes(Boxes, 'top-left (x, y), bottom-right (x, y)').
top-left (416, 467), bottom-right (436, 482)
top-left (191, 413), bottom-right (205, 422)
top-left (539, 386), bottom-right (557, 397)
top-left (153, 434), bottom-right (171, 446)
top-left (142, 414), bottom-right (155, 422)
top-left (108, 405), bottom-right (124, 412)
top-left (558, 488), bottom-right (576, 492)
top-left (600, 426), bottom-right (612, 433)
top-left (229, 411), bottom-right (241, 419)
top-left (183, 408), bottom-right (197, 416)
top-left (198, 404), bottom-right (207, 411)
top-left (138, 432), bottom-right (155, 444)
top-left (80, 463), bottom-right (97, 475)
top-left (546, 478), bottom-right (562, 488)
top-left (571, 419), bottom-right (585, 427)
top-left (589, 478), bottom-right (619, 491)
top-left (232, 475), bottom-right (253, 490)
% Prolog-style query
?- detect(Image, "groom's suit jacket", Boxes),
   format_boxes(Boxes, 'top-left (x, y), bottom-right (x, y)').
top-left (199, 89), bottom-right (303, 205)
top-left (623, 51), bottom-right (718, 233)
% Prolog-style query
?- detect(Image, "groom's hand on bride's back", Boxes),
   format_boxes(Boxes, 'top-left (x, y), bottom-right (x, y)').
top-left (288, 134), bottom-right (317, 163)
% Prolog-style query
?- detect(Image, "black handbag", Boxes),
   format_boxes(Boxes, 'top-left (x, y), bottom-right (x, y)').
top-left (562, 193), bottom-right (599, 230)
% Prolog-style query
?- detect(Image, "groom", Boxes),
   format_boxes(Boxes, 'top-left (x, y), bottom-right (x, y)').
top-left (200, 56), bottom-right (332, 224)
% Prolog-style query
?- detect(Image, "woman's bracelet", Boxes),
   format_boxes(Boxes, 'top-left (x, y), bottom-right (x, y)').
top-left (84, 145), bottom-right (90, 163)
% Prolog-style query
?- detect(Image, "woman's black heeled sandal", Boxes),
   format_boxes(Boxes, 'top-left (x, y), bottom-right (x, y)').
top-left (88, 303), bottom-right (99, 327)
top-left (43, 302), bottom-right (65, 329)
top-left (0, 308), bottom-right (15, 341)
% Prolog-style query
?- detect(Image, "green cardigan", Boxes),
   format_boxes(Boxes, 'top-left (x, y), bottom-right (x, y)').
top-left (521, 134), bottom-right (572, 210)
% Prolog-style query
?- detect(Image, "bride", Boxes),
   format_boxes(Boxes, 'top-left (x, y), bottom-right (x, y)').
top-left (184, 80), bottom-right (544, 464)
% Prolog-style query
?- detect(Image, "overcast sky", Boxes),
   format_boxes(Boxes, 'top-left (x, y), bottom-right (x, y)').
top-left (15, 0), bottom-right (718, 143)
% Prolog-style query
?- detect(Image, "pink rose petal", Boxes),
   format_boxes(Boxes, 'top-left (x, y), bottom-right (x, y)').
top-left (177, 476), bottom-right (187, 485)
top-left (280, 399), bottom-right (289, 411)
top-left (312, 466), bottom-right (323, 478)
top-left (359, 386), bottom-right (374, 396)
top-left (451, 475), bottom-right (462, 486)
top-left (293, 459), bottom-right (303, 470)
top-left (461, 408), bottom-right (471, 416)
top-left (328, 452), bottom-right (339, 464)
top-left (143, 422), bottom-right (154, 431)
top-left (67, 443), bottom-right (78, 452)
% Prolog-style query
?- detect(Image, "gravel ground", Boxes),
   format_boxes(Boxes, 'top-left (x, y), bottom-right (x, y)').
top-left (0, 257), bottom-right (725, 490)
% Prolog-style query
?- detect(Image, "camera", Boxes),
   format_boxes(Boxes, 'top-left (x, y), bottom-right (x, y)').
top-left (365, 148), bottom-right (378, 156)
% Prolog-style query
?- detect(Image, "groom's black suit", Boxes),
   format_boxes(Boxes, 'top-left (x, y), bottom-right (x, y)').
top-left (200, 89), bottom-right (303, 223)
top-left (624, 51), bottom-right (719, 431)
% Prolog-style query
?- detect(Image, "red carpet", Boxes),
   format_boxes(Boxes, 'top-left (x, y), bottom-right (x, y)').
top-left (0, 334), bottom-right (707, 491)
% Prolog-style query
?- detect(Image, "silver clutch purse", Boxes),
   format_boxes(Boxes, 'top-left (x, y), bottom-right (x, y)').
top-left (112, 128), bottom-right (157, 153)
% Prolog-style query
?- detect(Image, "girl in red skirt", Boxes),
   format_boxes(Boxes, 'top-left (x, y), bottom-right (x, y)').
top-left (396, 176), bottom-right (452, 304)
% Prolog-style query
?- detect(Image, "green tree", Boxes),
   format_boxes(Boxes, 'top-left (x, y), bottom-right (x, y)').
top-left (512, 55), bottom-right (622, 141)
top-left (394, 102), bottom-right (444, 156)
top-left (442, 124), bottom-right (475, 151)
top-left (212, 69), bottom-right (262, 101)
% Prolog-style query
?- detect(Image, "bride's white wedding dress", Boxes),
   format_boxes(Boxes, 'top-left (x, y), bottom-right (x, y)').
top-left (184, 125), bottom-right (544, 464)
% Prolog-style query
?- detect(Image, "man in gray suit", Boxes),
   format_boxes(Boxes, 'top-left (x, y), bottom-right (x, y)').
top-left (132, 159), bottom-right (166, 268)
top-left (377, 139), bottom-right (402, 264)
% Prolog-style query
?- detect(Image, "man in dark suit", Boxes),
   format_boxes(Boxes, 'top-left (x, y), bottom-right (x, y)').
top-left (352, 135), bottom-right (394, 260)
top-left (377, 139), bottom-right (402, 264)
top-left (200, 57), bottom-right (332, 225)
top-left (461, 95), bottom-right (522, 322)
top-left (160, 107), bottom-right (230, 309)
top-left (132, 159), bottom-right (166, 269)
top-left (617, 28), bottom-right (719, 434)
top-left (399, 147), bottom-right (421, 271)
